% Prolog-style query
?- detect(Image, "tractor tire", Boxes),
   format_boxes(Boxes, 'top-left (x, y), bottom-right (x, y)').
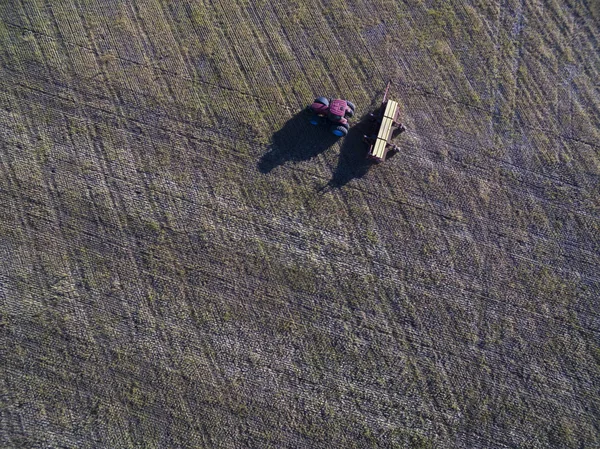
top-left (314, 96), bottom-right (329, 107)
top-left (309, 117), bottom-right (320, 126)
top-left (345, 108), bottom-right (354, 118)
top-left (346, 100), bottom-right (356, 111)
top-left (331, 125), bottom-right (348, 137)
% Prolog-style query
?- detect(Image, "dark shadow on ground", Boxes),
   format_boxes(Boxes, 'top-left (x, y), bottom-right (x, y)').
top-left (327, 113), bottom-right (376, 188)
top-left (327, 111), bottom-right (405, 189)
top-left (258, 112), bottom-right (340, 173)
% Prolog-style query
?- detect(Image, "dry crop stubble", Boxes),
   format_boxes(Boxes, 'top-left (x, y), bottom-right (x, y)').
top-left (1, 0), bottom-right (600, 448)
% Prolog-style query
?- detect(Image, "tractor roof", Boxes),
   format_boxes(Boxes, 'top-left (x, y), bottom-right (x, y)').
top-left (329, 99), bottom-right (347, 116)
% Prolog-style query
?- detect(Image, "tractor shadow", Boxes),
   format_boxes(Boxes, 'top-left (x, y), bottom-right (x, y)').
top-left (258, 112), bottom-right (339, 173)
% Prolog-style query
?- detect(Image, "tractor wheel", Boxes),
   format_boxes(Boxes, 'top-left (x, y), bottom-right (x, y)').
top-left (314, 96), bottom-right (329, 107)
top-left (331, 125), bottom-right (348, 137)
top-left (345, 108), bottom-right (354, 118)
top-left (309, 117), bottom-right (320, 126)
top-left (346, 100), bottom-right (356, 111)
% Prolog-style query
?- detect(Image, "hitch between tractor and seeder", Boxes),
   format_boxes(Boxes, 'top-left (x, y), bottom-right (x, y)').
top-left (363, 81), bottom-right (406, 163)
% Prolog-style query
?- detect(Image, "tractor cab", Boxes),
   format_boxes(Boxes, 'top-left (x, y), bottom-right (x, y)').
top-left (328, 99), bottom-right (348, 123)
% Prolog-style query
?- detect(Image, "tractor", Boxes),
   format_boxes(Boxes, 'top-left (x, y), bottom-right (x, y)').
top-left (306, 97), bottom-right (356, 137)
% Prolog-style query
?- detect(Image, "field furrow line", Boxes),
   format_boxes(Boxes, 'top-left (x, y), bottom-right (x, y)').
top-left (3, 70), bottom-right (596, 272)
top-left (3, 11), bottom-right (596, 284)
top-left (1, 18), bottom-right (294, 110)
top-left (7, 215), bottom-right (596, 426)
top-left (5, 145), bottom-right (600, 342)
top-left (7, 190), bottom-right (591, 384)
top-left (3, 89), bottom-right (596, 288)
top-left (5, 16), bottom-right (599, 155)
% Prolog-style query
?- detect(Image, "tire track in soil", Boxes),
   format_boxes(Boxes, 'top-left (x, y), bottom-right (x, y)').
top-left (208, 0), bottom-right (277, 141)
top-left (305, 0), bottom-right (374, 95)
top-left (125, 0), bottom-right (214, 232)
top-left (254, 4), bottom-right (323, 106)
top-left (189, 2), bottom-right (252, 142)
top-left (3, 219), bottom-right (596, 446)
top-left (63, 0), bottom-right (157, 298)
top-left (0, 23), bottom-right (87, 355)
top-left (4, 145), bottom-right (598, 351)
top-left (2, 1), bottom-right (596, 444)
top-left (220, 4), bottom-right (289, 126)
top-left (3, 66), bottom-right (596, 280)
top-left (5, 197), bottom-right (597, 420)
top-left (328, 111), bottom-right (465, 440)
top-left (159, 0), bottom-right (230, 129)
top-left (269, 2), bottom-right (336, 97)
top-left (3, 15), bottom-right (600, 163)
top-left (28, 0), bottom-right (132, 343)
top-left (5, 72), bottom-right (600, 288)
top-left (0, 18), bottom-right (293, 110)
top-left (0, 114), bottom-right (53, 323)
top-left (5, 0), bottom-right (600, 318)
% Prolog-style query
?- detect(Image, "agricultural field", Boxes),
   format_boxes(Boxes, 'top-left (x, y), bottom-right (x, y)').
top-left (1, 0), bottom-right (599, 447)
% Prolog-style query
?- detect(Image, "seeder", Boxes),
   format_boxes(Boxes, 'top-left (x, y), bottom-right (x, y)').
top-left (363, 81), bottom-right (406, 162)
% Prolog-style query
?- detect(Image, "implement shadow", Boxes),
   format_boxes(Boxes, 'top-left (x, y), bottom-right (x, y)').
top-left (328, 112), bottom-right (405, 188)
top-left (327, 114), bottom-right (375, 188)
top-left (258, 112), bottom-right (339, 173)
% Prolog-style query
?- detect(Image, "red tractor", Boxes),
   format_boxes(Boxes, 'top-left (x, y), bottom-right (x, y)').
top-left (306, 97), bottom-right (356, 137)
